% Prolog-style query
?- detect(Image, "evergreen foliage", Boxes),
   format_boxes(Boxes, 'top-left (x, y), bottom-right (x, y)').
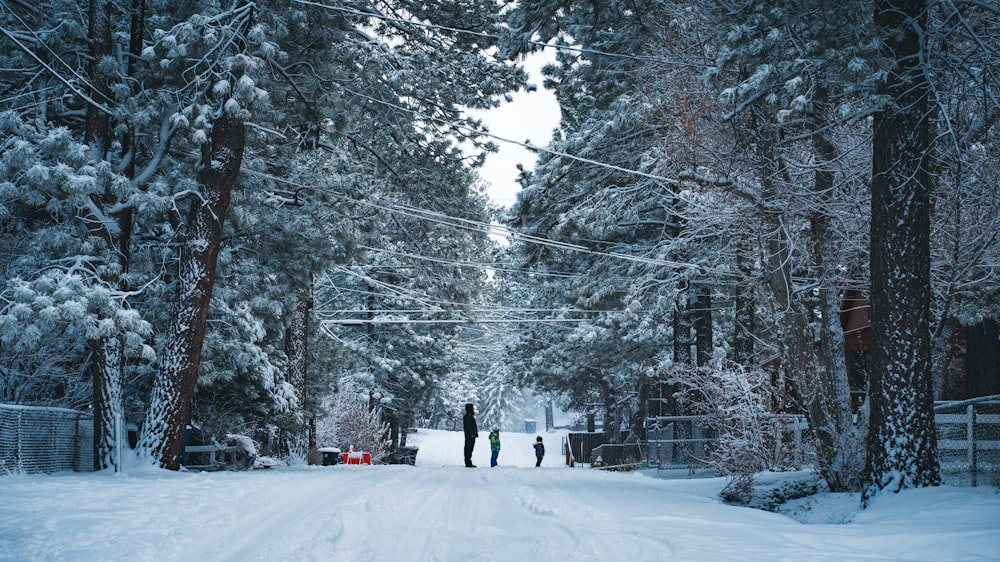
top-left (1, 0), bottom-right (521, 467)
top-left (1, 0), bottom-right (997, 497)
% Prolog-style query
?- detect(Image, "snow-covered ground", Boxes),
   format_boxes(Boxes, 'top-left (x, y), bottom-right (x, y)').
top-left (1, 428), bottom-right (998, 561)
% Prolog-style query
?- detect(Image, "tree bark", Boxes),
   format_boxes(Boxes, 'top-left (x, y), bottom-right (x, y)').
top-left (285, 289), bottom-right (313, 412)
top-left (863, 0), bottom-right (940, 503)
top-left (139, 108), bottom-right (246, 469)
top-left (599, 374), bottom-right (620, 443)
top-left (758, 129), bottom-right (810, 416)
top-left (671, 291), bottom-right (692, 417)
top-left (91, 336), bottom-right (124, 470)
top-left (733, 236), bottom-right (755, 365)
top-left (806, 87), bottom-right (863, 491)
top-left (673, 283), bottom-right (692, 366)
top-left (84, 0), bottom-right (126, 472)
top-left (693, 286), bottom-right (713, 366)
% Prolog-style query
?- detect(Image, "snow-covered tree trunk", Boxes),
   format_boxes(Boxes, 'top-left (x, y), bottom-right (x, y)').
top-left (811, 273), bottom-right (863, 490)
top-left (91, 336), bottom-right (125, 470)
top-left (139, 108), bottom-right (246, 470)
top-left (805, 88), bottom-right (864, 491)
top-left (84, 0), bottom-right (111, 160)
top-left (673, 286), bottom-right (692, 367)
top-left (763, 218), bottom-right (813, 411)
top-left (694, 287), bottom-right (713, 366)
top-left (285, 291), bottom-right (312, 414)
top-left (599, 374), bottom-right (621, 443)
top-left (733, 236), bottom-right (756, 364)
top-left (863, 0), bottom-right (940, 503)
top-left (753, 116), bottom-right (862, 490)
top-left (84, 0), bottom-right (126, 472)
top-left (385, 407), bottom-right (400, 453)
top-left (758, 130), bottom-right (811, 415)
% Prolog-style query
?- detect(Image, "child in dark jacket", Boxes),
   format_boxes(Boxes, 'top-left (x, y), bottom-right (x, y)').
top-left (533, 436), bottom-right (544, 467)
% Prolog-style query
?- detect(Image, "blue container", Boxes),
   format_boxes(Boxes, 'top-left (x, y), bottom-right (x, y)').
top-left (524, 419), bottom-right (537, 433)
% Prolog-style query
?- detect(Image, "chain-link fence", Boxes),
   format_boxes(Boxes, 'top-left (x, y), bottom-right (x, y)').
top-left (935, 395), bottom-right (1000, 487)
top-left (645, 415), bottom-right (716, 469)
top-left (644, 414), bottom-right (808, 471)
top-left (644, 403), bottom-right (999, 487)
top-left (1, 404), bottom-right (93, 474)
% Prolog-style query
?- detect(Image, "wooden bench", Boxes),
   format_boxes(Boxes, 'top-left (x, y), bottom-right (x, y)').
top-left (184, 440), bottom-right (240, 470)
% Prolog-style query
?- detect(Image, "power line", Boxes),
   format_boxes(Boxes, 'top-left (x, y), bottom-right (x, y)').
top-left (353, 244), bottom-right (578, 279)
top-left (345, 86), bottom-right (696, 190)
top-left (247, 167), bottom-right (737, 277)
top-left (319, 304), bottom-right (615, 326)
top-left (323, 317), bottom-right (593, 325)
top-left (319, 308), bottom-right (615, 315)
top-left (291, 0), bottom-right (686, 66)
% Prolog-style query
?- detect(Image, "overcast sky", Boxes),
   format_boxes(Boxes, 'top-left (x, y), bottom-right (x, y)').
top-left (476, 50), bottom-right (560, 208)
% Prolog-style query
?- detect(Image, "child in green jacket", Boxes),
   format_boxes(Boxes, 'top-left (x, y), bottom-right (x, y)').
top-left (488, 428), bottom-right (500, 467)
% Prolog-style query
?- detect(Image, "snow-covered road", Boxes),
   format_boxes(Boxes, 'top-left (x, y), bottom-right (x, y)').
top-left (1, 429), bottom-right (998, 561)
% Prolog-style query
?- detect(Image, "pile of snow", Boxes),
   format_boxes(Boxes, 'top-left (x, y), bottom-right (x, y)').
top-left (1, 428), bottom-right (997, 561)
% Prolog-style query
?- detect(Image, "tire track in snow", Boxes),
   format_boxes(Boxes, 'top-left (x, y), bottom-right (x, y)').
top-left (515, 469), bottom-right (678, 560)
top-left (347, 467), bottom-right (583, 561)
top-left (177, 474), bottom-right (322, 560)
top-left (178, 468), bottom-right (379, 561)
top-left (141, 463), bottom-right (672, 561)
top-left (345, 467), bottom-right (490, 561)
top-left (460, 470), bottom-right (579, 561)
top-left (327, 466), bottom-right (447, 560)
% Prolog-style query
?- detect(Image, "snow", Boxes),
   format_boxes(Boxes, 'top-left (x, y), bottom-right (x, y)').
top-left (1, 429), bottom-right (998, 562)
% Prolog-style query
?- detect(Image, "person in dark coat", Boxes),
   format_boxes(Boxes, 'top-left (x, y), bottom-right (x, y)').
top-left (463, 403), bottom-right (479, 467)
top-left (534, 435), bottom-right (545, 467)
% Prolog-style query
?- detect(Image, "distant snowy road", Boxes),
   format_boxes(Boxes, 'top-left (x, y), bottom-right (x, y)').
top-left (1, 429), bottom-right (998, 561)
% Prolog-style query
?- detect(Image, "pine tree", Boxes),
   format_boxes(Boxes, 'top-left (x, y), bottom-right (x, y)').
top-left (863, 0), bottom-right (940, 502)
top-left (709, 0), bottom-right (877, 491)
top-left (502, 0), bottom-right (734, 441)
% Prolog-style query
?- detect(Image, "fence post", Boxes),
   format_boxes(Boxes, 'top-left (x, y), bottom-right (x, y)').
top-left (73, 412), bottom-right (81, 472)
top-left (665, 423), bottom-right (675, 464)
top-left (773, 418), bottom-right (780, 466)
top-left (116, 412), bottom-right (122, 472)
top-left (793, 417), bottom-right (803, 465)
top-left (16, 408), bottom-right (24, 471)
top-left (967, 404), bottom-right (977, 487)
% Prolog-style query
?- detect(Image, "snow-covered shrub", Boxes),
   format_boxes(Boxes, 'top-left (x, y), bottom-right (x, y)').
top-left (315, 393), bottom-right (390, 464)
top-left (668, 362), bottom-right (796, 504)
